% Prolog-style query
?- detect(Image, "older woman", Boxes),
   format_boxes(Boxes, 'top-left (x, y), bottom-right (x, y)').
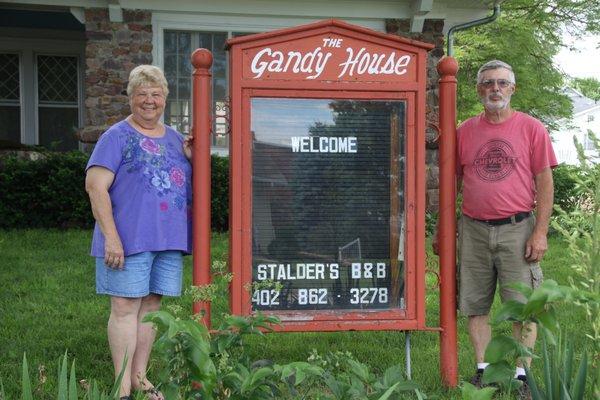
top-left (85, 65), bottom-right (192, 400)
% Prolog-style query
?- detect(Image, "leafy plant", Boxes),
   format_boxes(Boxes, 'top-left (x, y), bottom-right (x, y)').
top-left (425, 211), bottom-right (438, 237)
top-left (146, 309), bottom-right (423, 399)
top-left (22, 354), bottom-right (33, 400)
top-left (571, 77), bottom-right (600, 102)
top-left (310, 351), bottom-right (421, 399)
top-left (18, 352), bottom-right (124, 400)
top-left (144, 310), bottom-right (216, 399)
top-left (475, 280), bottom-right (596, 399)
top-left (460, 382), bottom-right (496, 400)
top-left (551, 131), bottom-right (600, 398)
top-left (524, 335), bottom-right (588, 400)
top-left (147, 308), bottom-right (300, 399)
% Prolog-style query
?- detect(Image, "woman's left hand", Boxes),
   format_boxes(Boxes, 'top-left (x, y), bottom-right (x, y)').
top-left (183, 135), bottom-right (193, 161)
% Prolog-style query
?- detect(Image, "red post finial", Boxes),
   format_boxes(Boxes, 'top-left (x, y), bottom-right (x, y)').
top-left (192, 48), bottom-right (213, 70)
top-left (437, 56), bottom-right (459, 77)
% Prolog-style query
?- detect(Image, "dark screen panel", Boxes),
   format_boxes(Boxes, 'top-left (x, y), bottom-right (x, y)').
top-left (251, 98), bottom-right (406, 311)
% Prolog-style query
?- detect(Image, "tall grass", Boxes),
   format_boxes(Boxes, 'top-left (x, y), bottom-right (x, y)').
top-left (0, 230), bottom-right (589, 398)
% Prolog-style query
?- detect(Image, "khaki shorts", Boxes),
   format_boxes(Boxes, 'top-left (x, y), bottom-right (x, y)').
top-left (458, 214), bottom-right (543, 316)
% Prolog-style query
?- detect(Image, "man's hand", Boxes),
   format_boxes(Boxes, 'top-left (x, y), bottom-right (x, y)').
top-left (525, 231), bottom-right (547, 263)
top-left (104, 235), bottom-right (125, 269)
top-left (525, 167), bottom-right (554, 263)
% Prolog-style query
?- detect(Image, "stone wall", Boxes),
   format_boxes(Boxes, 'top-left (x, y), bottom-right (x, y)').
top-left (386, 19), bottom-right (444, 212)
top-left (78, 9), bottom-right (153, 143)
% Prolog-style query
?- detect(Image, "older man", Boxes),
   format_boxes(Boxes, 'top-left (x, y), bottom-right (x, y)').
top-left (451, 60), bottom-right (557, 399)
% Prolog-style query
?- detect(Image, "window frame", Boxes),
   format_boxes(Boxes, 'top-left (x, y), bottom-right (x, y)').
top-left (0, 51), bottom-right (24, 144)
top-left (0, 37), bottom-right (84, 150)
top-left (34, 52), bottom-right (82, 149)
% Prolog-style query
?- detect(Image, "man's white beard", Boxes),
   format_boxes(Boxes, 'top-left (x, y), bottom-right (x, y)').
top-left (481, 93), bottom-right (511, 111)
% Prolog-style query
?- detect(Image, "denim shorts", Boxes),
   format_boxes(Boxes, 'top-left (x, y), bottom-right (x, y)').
top-left (96, 250), bottom-right (183, 298)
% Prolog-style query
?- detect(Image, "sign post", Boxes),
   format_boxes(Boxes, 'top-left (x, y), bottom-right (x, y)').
top-left (437, 56), bottom-right (459, 387)
top-left (191, 49), bottom-right (213, 325)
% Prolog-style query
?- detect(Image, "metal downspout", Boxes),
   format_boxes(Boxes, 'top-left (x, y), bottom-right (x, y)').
top-left (447, 3), bottom-right (501, 56)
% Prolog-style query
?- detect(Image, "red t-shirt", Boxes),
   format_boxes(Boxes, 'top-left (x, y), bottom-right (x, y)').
top-left (457, 111), bottom-right (557, 220)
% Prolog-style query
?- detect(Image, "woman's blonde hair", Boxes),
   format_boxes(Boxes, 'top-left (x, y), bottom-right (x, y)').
top-left (126, 65), bottom-right (169, 97)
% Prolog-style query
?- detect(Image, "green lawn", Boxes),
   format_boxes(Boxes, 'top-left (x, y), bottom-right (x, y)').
top-left (0, 230), bottom-right (591, 398)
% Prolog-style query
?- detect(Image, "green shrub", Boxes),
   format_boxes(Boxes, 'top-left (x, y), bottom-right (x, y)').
top-left (551, 163), bottom-right (598, 234)
top-left (552, 164), bottom-right (584, 214)
top-left (211, 155), bottom-right (229, 232)
top-left (0, 151), bottom-right (92, 229)
top-left (0, 152), bottom-right (230, 231)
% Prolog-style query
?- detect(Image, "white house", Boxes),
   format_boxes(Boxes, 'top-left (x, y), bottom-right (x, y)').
top-left (553, 88), bottom-right (600, 165)
top-left (0, 0), bottom-right (498, 210)
top-left (0, 0), bottom-right (495, 153)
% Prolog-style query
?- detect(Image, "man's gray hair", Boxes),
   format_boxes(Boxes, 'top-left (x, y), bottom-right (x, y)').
top-left (477, 60), bottom-right (515, 84)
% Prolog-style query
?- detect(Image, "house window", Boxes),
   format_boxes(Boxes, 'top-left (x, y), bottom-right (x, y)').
top-left (0, 53), bottom-right (21, 146)
top-left (37, 55), bottom-right (80, 151)
top-left (587, 114), bottom-right (595, 123)
top-left (0, 49), bottom-right (82, 151)
top-left (163, 30), bottom-right (228, 148)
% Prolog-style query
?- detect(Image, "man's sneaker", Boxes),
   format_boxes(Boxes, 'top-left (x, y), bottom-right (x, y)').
top-left (516, 375), bottom-right (532, 400)
top-left (469, 369), bottom-right (485, 388)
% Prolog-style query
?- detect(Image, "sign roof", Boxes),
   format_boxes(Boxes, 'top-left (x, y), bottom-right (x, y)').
top-left (227, 18), bottom-right (435, 51)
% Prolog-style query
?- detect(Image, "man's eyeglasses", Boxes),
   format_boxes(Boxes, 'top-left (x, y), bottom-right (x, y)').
top-left (478, 79), bottom-right (513, 89)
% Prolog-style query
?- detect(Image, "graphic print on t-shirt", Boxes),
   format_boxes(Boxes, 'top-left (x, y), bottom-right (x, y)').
top-left (473, 139), bottom-right (517, 181)
top-left (121, 132), bottom-right (189, 211)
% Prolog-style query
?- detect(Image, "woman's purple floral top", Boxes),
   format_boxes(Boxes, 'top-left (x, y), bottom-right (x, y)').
top-left (86, 120), bottom-right (192, 257)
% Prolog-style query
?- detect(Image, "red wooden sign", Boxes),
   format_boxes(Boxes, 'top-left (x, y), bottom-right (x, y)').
top-left (225, 19), bottom-right (434, 333)
top-left (193, 20), bottom-right (457, 386)
top-left (192, 18), bottom-right (459, 387)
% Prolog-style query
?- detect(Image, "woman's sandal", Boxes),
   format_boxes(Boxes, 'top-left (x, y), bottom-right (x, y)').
top-left (143, 387), bottom-right (164, 400)
top-left (119, 396), bottom-right (133, 400)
